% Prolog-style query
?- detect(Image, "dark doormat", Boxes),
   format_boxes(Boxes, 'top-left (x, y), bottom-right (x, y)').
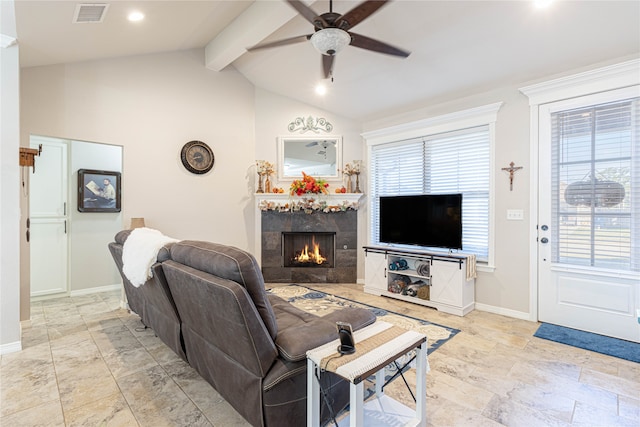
top-left (534, 323), bottom-right (640, 363)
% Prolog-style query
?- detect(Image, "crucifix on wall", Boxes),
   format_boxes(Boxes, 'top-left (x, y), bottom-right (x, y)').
top-left (501, 161), bottom-right (523, 191)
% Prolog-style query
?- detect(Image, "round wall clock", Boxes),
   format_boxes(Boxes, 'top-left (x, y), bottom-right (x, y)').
top-left (180, 140), bottom-right (214, 174)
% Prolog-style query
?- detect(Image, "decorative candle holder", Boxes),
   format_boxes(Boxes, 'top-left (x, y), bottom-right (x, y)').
top-left (256, 173), bottom-right (264, 193)
top-left (354, 172), bottom-right (361, 193)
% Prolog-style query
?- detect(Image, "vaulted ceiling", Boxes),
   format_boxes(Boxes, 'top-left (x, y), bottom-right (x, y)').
top-left (14, 0), bottom-right (640, 121)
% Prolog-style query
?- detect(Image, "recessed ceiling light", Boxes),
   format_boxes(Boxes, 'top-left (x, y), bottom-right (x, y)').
top-left (128, 11), bottom-right (144, 22)
top-left (315, 84), bottom-right (327, 96)
top-left (534, 0), bottom-right (553, 9)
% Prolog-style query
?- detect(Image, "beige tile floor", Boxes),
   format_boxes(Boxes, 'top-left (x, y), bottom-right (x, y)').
top-left (1, 283), bottom-right (638, 426)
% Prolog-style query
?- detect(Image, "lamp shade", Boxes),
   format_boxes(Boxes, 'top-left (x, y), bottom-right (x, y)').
top-left (130, 217), bottom-right (146, 229)
top-left (310, 28), bottom-right (351, 56)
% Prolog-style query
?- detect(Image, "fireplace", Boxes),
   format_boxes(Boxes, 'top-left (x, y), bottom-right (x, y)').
top-left (261, 210), bottom-right (357, 283)
top-left (283, 232), bottom-right (335, 268)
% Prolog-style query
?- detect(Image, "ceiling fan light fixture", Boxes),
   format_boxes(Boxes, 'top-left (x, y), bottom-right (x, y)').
top-left (315, 83), bottom-right (327, 96)
top-left (310, 28), bottom-right (351, 56)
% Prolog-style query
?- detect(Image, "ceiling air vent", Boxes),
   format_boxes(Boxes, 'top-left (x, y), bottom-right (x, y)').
top-left (73, 3), bottom-right (109, 24)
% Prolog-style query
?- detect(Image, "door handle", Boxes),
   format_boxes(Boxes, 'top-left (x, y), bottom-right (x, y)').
top-left (540, 237), bottom-right (549, 244)
top-left (64, 220), bottom-right (67, 234)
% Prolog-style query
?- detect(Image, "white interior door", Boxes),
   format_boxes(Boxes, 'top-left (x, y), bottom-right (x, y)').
top-left (538, 87), bottom-right (640, 343)
top-left (29, 137), bottom-right (68, 297)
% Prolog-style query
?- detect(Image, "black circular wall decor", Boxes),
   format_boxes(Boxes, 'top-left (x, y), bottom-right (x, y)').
top-left (180, 140), bottom-right (214, 174)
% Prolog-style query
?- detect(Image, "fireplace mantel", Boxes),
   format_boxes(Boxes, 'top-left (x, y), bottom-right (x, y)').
top-left (255, 193), bottom-right (364, 213)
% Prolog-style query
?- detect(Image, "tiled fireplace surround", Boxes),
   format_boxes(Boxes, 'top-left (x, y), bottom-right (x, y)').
top-left (257, 195), bottom-right (363, 283)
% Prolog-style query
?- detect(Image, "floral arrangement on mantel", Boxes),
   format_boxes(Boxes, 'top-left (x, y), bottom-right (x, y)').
top-left (256, 160), bottom-right (274, 176)
top-left (257, 171), bottom-right (359, 213)
top-left (255, 160), bottom-right (275, 193)
top-left (341, 161), bottom-right (361, 176)
top-left (258, 197), bottom-right (358, 214)
top-left (340, 160), bottom-right (362, 193)
top-left (290, 172), bottom-right (329, 196)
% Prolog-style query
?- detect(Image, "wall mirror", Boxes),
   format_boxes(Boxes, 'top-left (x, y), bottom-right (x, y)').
top-left (278, 136), bottom-right (342, 181)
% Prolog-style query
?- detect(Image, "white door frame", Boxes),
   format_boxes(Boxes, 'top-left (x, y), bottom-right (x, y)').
top-left (521, 59), bottom-right (640, 323)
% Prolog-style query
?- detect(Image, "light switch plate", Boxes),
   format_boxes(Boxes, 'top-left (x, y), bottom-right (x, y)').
top-left (507, 209), bottom-right (524, 220)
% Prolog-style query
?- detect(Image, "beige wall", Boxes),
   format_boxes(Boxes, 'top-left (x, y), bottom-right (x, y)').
top-left (15, 42), bottom-right (635, 327)
top-left (19, 50), bottom-right (368, 310)
top-left (21, 49), bottom-right (256, 249)
top-left (360, 55), bottom-right (637, 317)
top-left (69, 139), bottom-right (123, 292)
top-left (253, 88), bottom-right (366, 277)
top-left (363, 87), bottom-right (532, 316)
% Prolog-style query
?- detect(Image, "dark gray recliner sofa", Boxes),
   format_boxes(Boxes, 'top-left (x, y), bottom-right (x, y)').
top-left (108, 229), bottom-right (186, 361)
top-left (109, 233), bottom-right (376, 427)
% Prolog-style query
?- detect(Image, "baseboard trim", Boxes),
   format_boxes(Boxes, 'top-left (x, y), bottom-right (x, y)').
top-left (70, 284), bottom-right (121, 297)
top-left (474, 302), bottom-right (533, 321)
top-left (0, 340), bottom-right (22, 355)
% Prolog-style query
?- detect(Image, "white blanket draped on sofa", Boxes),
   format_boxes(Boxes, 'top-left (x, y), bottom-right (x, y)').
top-left (122, 227), bottom-right (178, 287)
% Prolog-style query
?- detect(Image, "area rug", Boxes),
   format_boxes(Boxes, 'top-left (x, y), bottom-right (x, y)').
top-left (267, 284), bottom-right (460, 355)
top-left (534, 323), bottom-right (640, 363)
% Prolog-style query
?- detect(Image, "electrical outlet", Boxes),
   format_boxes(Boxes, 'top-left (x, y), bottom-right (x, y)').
top-left (507, 209), bottom-right (524, 220)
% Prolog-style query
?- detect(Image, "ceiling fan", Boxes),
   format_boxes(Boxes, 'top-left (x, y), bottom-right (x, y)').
top-left (247, 0), bottom-right (410, 79)
top-left (306, 140), bottom-right (335, 158)
top-left (305, 140), bottom-right (336, 147)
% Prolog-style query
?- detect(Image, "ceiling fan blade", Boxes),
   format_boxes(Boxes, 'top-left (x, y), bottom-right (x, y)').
top-left (349, 32), bottom-right (410, 57)
top-left (247, 34), bottom-right (311, 51)
top-left (335, 0), bottom-right (390, 30)
top-left (286, 0), bottom-right (327, 28)
top-left (322, 55), bottom-right (335, 79)
top-left (306, 141), bottom-right (319, 147)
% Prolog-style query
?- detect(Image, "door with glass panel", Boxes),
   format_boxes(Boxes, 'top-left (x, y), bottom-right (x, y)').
top-left (538, 87), bottom-right (640, 343)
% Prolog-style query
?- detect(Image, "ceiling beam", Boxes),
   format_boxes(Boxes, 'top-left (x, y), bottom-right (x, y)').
top-left (205, 0), bottom-right (319, 72)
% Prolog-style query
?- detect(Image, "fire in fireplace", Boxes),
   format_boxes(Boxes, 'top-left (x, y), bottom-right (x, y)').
top-left (294, 238), bottom-right (326, 265)
top-left (282, 232), bottom-right (335, 268)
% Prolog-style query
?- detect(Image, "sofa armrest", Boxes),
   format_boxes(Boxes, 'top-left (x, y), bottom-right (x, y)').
top-left (275, 319), bottom-right (339, 362)
top-left (321, 308), bottom-right (376, 332)
top-left (274, 307), bottom-right (377, 362)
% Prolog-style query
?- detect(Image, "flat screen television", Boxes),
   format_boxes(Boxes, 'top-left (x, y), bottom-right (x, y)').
top-left (379, 194), bottom-right (463, 250)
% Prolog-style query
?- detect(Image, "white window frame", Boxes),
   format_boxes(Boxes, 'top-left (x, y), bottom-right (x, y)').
top-left (362, 102), bottom-right (503, 271)
top-left (547, 90), bottom-right (639, 272)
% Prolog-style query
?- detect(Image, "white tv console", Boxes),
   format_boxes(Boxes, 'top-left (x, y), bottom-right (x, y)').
top-left (363, 245), bottom-right (475, 316)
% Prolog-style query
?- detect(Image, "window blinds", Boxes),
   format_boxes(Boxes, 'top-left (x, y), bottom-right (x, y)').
top-left (551, 98), bottom-right (640, 272)
top-left (370, 126), bottom-right (490, 260)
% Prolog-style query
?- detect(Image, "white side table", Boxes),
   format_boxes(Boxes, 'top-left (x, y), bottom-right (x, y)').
top-left (307, 321), bottom-right (428, 427)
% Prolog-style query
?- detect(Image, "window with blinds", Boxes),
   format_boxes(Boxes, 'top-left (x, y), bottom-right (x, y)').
top-left (551, 97), bottom-right (640, 272)
top-left (370, 125), bottom-right (491, 261)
